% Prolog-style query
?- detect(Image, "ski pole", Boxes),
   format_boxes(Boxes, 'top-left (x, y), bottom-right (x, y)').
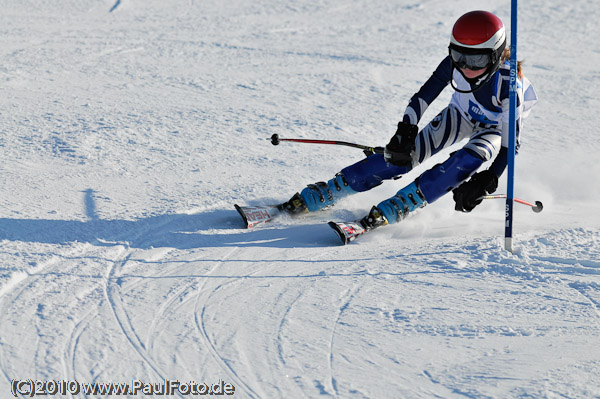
top-left (269, 134), bottom-right (384, 154)
top-left (481, 194), bottom-right (543, 213)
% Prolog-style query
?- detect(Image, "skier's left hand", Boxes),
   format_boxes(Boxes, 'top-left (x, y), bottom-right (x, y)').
top-left (453, 170), bottom-right (498, 212)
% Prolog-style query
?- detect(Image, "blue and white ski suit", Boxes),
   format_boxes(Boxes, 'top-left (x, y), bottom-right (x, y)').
top-left (301, 56), bottom-right (538, 223)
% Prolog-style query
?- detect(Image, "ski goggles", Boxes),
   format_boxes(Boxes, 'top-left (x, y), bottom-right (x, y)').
top-left (449, 48), bottom-right (491, 70)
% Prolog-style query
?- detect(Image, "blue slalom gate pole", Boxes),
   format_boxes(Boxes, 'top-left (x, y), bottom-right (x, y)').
top-left (505, 0), bottom-right (519, 252)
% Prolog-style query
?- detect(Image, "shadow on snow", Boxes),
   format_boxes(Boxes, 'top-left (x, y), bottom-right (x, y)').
top-left (0, 209), bottom-right (340, 249)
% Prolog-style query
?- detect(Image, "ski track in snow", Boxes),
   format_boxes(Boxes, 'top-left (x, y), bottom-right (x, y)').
top-left (1, 223), bottom-right (599, 398)
top-left (1, 0), bottom-right (599, 397)
top-left (103, 247), bottom-right (184, 397)
top-left (192, 247), bottom-right (262, 399)
top-left (328, 284), bottom-right (361, 397)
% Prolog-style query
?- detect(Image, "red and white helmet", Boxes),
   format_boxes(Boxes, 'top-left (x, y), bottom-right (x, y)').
top-left (448, 11), bottom-right (507, 86)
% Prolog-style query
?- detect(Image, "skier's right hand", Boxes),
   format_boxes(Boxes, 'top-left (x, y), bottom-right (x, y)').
top-left (384, 121), bottom-right (418, 167)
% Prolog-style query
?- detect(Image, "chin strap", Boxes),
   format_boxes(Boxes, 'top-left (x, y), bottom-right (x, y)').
top-left (450, 64), bottom-right (495, 94)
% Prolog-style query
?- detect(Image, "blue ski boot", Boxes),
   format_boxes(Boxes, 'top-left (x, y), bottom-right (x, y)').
top-left (375, 180), bottom-right (427, 224)
top-left (280, 173), bottom-right (357, 214)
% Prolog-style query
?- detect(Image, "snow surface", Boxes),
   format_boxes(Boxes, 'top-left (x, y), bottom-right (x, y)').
top-left (0, 0), bottom-right (599, 398)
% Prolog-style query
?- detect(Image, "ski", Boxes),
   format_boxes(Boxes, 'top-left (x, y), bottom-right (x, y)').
top-left (234, 204), bottom-right (283, 228)
top-left (236, 204), bottom-right (372, 244)
top-left (328, 220), bottom-right (368, 245)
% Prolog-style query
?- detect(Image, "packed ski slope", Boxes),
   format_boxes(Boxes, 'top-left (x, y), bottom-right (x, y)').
top-left (0, 0), bottom-right (599, 398)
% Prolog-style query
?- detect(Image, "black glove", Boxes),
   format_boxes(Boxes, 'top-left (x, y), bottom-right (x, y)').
top-left (453, 170), bottom-right (498, 212)
top-left (384, 121), bottom-right (418, 167)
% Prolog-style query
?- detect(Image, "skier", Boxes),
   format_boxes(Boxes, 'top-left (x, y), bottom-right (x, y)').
top-left (281, 10), bottom-right (537, 234)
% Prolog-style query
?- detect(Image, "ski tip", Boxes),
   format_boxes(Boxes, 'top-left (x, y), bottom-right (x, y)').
top-left (235, 203), bottom-right (282, 228)
top-left (234, 204), bottom-right (250, 228)
top-left (328, 221), bottom-right (349, 245)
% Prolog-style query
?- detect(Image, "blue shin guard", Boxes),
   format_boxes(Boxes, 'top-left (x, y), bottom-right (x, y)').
top-left (376, 181), bottom-right (427, 224)
top-left (375, 149), bottom-right (483, 224)
top-left (341, 154), bottom-right (409, 192)
top-left (418, 148), bottom-right (484, 204)
top-left (300, 174), bottom-right (357, 212)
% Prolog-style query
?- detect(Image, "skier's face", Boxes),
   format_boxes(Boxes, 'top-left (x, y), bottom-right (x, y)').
top-left (460, 67), bottom-right (487, 79)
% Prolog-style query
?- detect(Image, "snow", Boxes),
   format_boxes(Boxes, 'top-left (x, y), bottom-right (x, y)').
top-left (0, 0), bottom-right (599, 398)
